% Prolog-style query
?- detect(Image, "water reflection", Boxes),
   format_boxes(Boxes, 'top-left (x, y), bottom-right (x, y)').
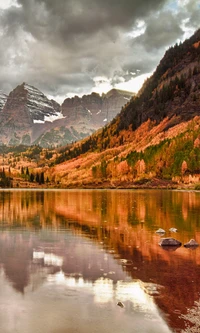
top-left (0, 189), bottom-right (199, 332)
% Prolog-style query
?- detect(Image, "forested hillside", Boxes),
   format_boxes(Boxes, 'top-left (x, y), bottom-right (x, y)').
top-left (40, 29), bottom-right (200, 188)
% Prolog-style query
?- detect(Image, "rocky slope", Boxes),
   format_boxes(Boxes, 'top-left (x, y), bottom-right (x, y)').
top-left (0, 84), bottom-right (132, 147)
top-left (62, 89), bottom-right (133, 126)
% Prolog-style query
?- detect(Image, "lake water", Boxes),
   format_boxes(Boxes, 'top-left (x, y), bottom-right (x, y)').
top-left (0, 189), bottom-right (199, 333)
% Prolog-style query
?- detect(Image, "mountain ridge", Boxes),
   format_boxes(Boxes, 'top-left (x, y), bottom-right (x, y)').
top-left (0, 84), bottom-right (133, 147)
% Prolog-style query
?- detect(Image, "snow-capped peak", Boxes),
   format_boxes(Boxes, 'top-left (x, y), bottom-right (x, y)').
top-left (23, 83), bottom-right (63, 123)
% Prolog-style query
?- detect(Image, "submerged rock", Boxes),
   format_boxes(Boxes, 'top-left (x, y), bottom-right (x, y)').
top-left (160, 245), bottom-right (181, 252)
top-left (155, 228), bottom-right (165, 234)
top-left (169, 228), bottom-right (178, 233)
top-left (184, 239), bottom-right (199, 248)
top-left (117, 301), bottom-right (125, 308)
top-left (159, 237), bottom-right (182, 247)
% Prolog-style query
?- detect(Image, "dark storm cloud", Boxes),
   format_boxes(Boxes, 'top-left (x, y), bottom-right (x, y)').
top-left (0, 0), bottom-right (198, 101)
top-left (137, 11), bottom-right (184, 51)
top-left (120, 10), bottom-right (184, 75)
top-left (184, 0), bottom-right (200, 30)
top-left (14, 0), bottom-right (168, 42)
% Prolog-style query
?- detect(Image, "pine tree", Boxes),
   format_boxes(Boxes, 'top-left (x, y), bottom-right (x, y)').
top-left (29, 173), bottom-right (34, 182)
top-left (40, 172), bottom-right (45, 184)
top-left (26, 167), bottom-right (29, 176)
top-left (36, 173), bottom-right (40, 183)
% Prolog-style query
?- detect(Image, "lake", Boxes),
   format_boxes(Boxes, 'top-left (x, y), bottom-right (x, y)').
top-left (0, 189), bottom-right (199, 333)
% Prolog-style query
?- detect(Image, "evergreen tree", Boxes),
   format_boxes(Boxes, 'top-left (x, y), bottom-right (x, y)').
top-left (26, 167), bottom-right (29, 176)
top-left (36, 173), bottom-right (40, 183)
top-left (29, 173), bottom-right (34, 182)
top-left (40, 172), bottom-right (45, 184)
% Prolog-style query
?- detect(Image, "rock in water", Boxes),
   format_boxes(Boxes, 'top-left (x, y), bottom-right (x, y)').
top-left (117, 301), bottom-right (125, 308)
top-left (159, 238), bottom-right (182, 247)
top-left (156, 228), bottom-right (165, 234)
top-left (169, 228), bottom-right (177, 233)
top-left (184, 239), bottom-right (199, 247)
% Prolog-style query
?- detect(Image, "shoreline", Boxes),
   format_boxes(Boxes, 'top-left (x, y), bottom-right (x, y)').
top-left (1, 177), bottom-right (199, 190)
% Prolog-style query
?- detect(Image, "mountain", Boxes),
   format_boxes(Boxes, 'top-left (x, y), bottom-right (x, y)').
top-left (35, 89), bottom-right (133, 147)
top-left (0, 84), bottom-right (133, 147)
top-left (0, 83), bottom-right (63, 145)
top-left (41, 28), bottom-right (200, 188)
top-left (62, 89), bottom-right (133, 126)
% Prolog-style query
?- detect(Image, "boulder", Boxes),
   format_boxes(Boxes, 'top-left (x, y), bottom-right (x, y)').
top-left (160, 245), bottom-right (181, 252)
top-left (169, 228), bottom-right (177, 233)
top-left (117, 301), bottom-right (125, 308)
top-left (156, 228), bottom-right (165, 234)
top-left (184, 239), bottom-right (199, 248)
top-left (159, 237), bottom-right (182, 247)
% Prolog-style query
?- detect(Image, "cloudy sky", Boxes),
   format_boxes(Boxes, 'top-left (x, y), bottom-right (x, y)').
top-left (0, 0), bottom-right (199, 103)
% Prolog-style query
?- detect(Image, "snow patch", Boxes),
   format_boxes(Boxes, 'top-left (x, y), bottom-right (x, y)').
top-left (44, 112), bottom-right (64, 123)
top-left (33, 119), bottom-right (45, 124)
top-left (103, 118), bottom-right (107, 122)
top-left (0, 91), bottom-right (7, 110)
top-left (87, 108), bottom-right (92, 115)
top-left (28, 97), bottom-right (52, 109)
top-left (96, 110), bottom-right (101, 114)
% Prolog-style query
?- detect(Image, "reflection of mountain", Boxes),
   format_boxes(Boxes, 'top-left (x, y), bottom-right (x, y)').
top-left (0, 189), bottom-right (200, 331)
top-left (0, 230), bottom-right (126, 293)
top-left (0, 233), bottom-right (31, 293)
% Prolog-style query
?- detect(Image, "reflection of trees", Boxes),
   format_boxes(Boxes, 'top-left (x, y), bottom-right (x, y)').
top-left (0, 190), bottom-right (200, 236)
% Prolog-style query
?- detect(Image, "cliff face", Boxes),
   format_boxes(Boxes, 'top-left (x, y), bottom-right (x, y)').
top-left (61, 89), bottom-right (133, 127)
top-left (0, 84), bottom-right (132, 147)
top-left (35, 89), bottom-right (133, 147)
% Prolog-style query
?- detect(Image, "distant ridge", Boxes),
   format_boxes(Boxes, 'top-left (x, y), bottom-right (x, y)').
top-left (0, 84), bottom-right (133, 147)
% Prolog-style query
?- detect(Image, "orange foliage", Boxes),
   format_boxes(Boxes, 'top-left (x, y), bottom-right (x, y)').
top-left (135, 159), bottom-right (146, 176)
top-left (193, 41), bottom-right (200, 49)
top-left (181, 161), bottom-right (188, 175)
top-left (194, 137), bottom-right (200, 148)
top-left (116, 160), bottom-right (129, 175)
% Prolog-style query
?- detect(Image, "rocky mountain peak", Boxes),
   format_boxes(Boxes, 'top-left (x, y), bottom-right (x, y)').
top-left (61, 88), bottom-right (133, 126)
top-left (0, 83), bottom-right (64, 145)
top-left (22, 82), bottom-right (63, 123)
top-left (0, 83), bottom-right (133, 147)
